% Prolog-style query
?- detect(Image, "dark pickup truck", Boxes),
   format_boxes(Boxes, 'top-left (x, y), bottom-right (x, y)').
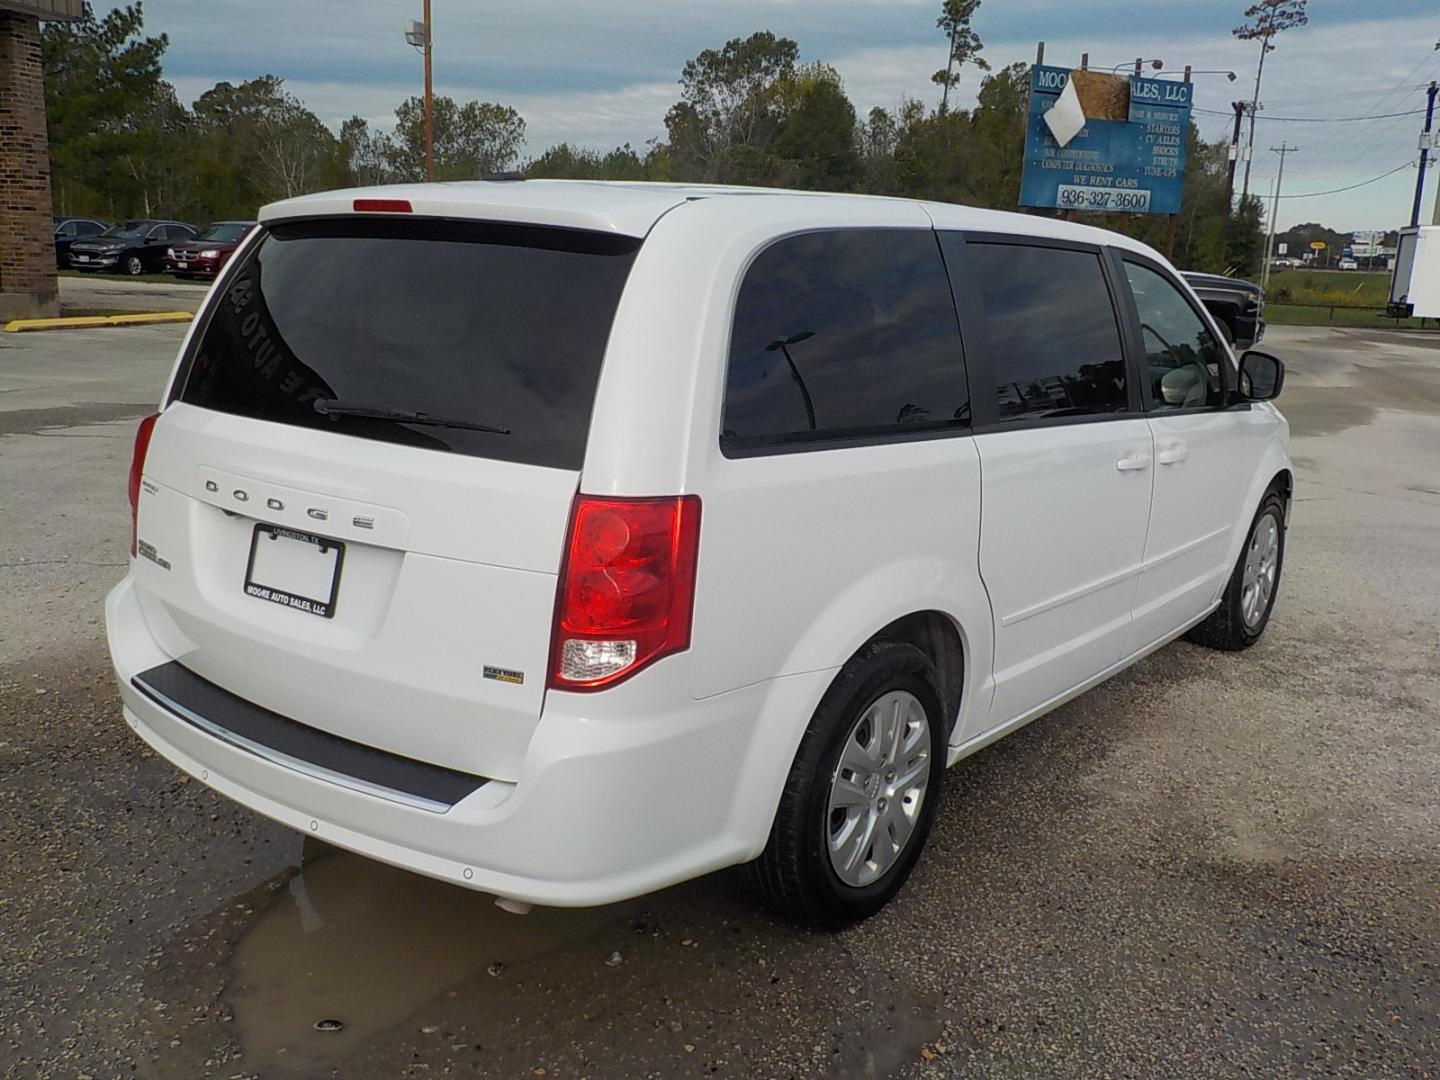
top-left (1180, 271), bottom-right (1265, 351)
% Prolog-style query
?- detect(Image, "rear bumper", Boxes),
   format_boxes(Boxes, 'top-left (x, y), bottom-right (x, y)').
top-left (107, 574), bottom-right (830, 907)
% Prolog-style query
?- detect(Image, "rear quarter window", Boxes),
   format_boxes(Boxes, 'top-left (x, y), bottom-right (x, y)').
top-left (721, 228), bottom-right (968, 454)
top-left (175, 219), bottom-right (640, 470)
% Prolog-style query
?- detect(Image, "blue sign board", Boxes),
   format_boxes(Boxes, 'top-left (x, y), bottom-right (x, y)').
top-left (1020, 65), bottom-right (1192, 215)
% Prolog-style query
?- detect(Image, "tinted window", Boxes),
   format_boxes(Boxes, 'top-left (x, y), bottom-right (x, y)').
top-left (163, 225), bottom-right (194, 240)
top-left (722, 229), bottom-right (966, 451)
top-left (967, 242), bottom-right (1128, 421)
top-left (177, 218), bottom-right (639, 470)
top-left (1124, 261), bottom-right (1225, 409)
top-left (56, 221), bottom-right (77, 236)
top-left (197, 223), bottom-right (250, 243)
top-left (77, 220), bottom-right (105, 236)
top-left (101, 222), bottom-right (147, 238)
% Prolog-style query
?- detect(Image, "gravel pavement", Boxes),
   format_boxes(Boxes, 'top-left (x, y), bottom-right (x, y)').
top-left (1, 324), bottom-right (1437, 1079)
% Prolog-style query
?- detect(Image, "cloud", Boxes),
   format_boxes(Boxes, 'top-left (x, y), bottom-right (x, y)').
top-left (137, 1), bottom-right (1440, 229)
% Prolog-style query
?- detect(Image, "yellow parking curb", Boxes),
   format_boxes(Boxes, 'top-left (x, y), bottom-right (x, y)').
top-left (4, 311), bottom-right (193, 333)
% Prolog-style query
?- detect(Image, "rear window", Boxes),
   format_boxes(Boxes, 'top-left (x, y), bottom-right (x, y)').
top-left (176, 218), bottom-right (640, 470)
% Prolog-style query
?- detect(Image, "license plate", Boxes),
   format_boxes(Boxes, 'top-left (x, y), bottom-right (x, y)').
top-left (244, 525), bottom-right (344, 618)
top-left (75, 255), bottom-right (89, 262)
top-left (175, 261), bottom-right (188, 268)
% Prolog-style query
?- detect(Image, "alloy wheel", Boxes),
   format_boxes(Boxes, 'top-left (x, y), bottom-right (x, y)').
top-left (826, 690), bottom-right (932, 888)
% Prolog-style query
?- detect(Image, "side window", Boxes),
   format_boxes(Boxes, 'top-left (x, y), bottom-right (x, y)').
top-left (164, 225), bottom-right (188, 241)
top-left (57, 221), bottom-right (77, 237)
top-left (1124, 261), bottom-right (1225, 410)
top-left (722, 229), bottom-right (967, 452)
top-left (966, 242), bottom-right (1128, 421)
top-left (79, 221), bottom-right (103, 236)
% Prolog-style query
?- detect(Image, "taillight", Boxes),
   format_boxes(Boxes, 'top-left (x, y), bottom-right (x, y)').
top-left (128, 413), bottom-right (159, 556)
top-left (549, 495), bottom-right (702, 691)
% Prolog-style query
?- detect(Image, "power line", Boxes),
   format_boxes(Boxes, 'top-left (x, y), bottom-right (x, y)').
top-left (1272, 161), bottom-right (1414, 199)
top-left (1193, 106), bottom-right (1425, 122)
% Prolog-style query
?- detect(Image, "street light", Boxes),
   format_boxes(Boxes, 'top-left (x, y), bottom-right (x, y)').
top-left (1159, 68), bottom-right (1238, 81)
top-left (403, 3), bottom-right (434, 182)
top-left (1110, 58), bottom-right (1164, 75)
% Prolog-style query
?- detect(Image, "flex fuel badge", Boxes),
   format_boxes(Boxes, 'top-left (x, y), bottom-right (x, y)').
top-left (483, 666), bottom-right (524, 685)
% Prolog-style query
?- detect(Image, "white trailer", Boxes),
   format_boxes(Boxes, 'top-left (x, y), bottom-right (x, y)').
top-left (1388, 226), bottom-right (1440, 318)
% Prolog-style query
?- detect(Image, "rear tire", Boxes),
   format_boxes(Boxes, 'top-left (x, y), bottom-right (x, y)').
top-left (1187, 489), bottom-right (1286, 651)
top-left (749, 641), bottom-right (946, 929)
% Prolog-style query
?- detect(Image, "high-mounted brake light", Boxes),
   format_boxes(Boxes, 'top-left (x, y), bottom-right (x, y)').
top-left (128, 413), bottom-right (159, 556)
top-left (549, 495), bottom-right (702, 691)
top-left (353, 198), bottom-right (412, 213)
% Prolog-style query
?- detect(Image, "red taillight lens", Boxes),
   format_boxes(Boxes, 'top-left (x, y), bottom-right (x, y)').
top-left (353, 198), bottom-right (412, 213)
top-left (549, 495), bottom-right (702, 691)
top-left (128, 413), bottom-right (159, 556)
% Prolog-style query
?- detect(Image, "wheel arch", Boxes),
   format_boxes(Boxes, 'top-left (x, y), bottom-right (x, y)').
top-left (868, 610), bottom-right (966, 742)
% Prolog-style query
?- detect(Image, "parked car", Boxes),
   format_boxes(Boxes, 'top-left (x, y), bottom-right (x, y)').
top-left (165, 221), bottom-right (257, 279)
top-left (69, 219), bottom-right (198, 275)
top-left (1270, 256), bottom-right (1294, 270)
top-left (53, 215), bottom-right (108, 268)
top-left (1180, 270), bottom-right (1266, 350)
top-left (1337, 257), bottom-right (1359, 271)
top-left (107, 183), bottom-right (1291, 927)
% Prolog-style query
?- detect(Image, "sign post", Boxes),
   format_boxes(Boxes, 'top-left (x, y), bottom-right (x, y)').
top-left (1020, 65), bottom-right (1192, 219)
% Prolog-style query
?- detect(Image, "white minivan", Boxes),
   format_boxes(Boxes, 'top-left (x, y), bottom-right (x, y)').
top-left (107, 182), bottom-right (1290, 926)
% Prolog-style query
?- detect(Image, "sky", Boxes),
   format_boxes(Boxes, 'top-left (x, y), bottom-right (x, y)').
top-left (106, 0), bottom-right (1440, 232)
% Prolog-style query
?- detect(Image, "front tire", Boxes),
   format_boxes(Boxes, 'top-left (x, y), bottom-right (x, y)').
top-left (124, 254), bottom-right (144, 276)
top-left (749, 641), bottom-right (946, 928)
top-left (1187, 489), bottom-right (1286, 651)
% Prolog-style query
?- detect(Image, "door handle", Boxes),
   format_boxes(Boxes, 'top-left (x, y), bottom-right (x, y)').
top-left (1157, 443), bottom-right (1189, 466)
top-left (1116, 453), bottom-right (1152, 472)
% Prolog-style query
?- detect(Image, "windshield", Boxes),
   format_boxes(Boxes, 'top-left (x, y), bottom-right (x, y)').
top-left (196, 223), bottom-right (250, 243)
top-left (176, 218), bottom-right (640, 470)
top-left (100, 222), bottom-right (148, 239)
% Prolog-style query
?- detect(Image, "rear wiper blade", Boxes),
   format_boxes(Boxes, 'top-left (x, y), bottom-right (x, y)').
top-left (312, 398), bottom-right (510, 436)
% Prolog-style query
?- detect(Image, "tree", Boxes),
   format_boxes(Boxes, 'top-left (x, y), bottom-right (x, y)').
top-left (42, 2), bottom-right (171, 215)
top-left (1234, 0), bottom-right (1308, 199)
top-left (772, 64), bottom-right (861, 191)
top-left (193, 76), bottom-right (341, 207)
top-left (388, 96), bottom-right (525, 181)
top-left (526, 143), bottom-right (646, 180)
top-left (663, 32), bottom-right (800, 181)
top-left (340, 117), bottom-right (391, 187)
top-left (932, 0), bottom-right (988, 113)
top-left (1226, 194), bottom-right (1267, 277)
top-left (858, 107), bottom-right (900, 194)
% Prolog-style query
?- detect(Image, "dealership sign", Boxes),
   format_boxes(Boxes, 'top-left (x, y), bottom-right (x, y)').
top-left (1020, 65), bottom-right (1192, 216)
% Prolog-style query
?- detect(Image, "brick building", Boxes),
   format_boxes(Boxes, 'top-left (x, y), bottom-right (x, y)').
top-left (0, 0), bottom-right (81, 320)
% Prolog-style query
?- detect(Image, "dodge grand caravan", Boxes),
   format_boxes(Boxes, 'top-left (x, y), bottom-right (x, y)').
top-left (107, 181), bottom-right (1290, 926)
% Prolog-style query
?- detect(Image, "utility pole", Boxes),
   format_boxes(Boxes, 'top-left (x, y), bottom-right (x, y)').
top-left (423, 0), bottom-right (434, 182)
top-left (1412, 80), bottom-right (1438, 229)
top-left (1263, 142), bottom-right (1297, 289)
top-left (1241, 61), bottom-right (1265, 199)
top-left (1219, 101), bottom-right (1247, 263)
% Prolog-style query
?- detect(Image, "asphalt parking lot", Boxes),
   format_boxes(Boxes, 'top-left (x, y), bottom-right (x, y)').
top-left (2, 323), bottom-right (1438, 1079)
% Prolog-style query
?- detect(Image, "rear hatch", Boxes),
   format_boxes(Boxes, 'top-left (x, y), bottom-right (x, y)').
top-left (133, 215), bottom-right (641, 782)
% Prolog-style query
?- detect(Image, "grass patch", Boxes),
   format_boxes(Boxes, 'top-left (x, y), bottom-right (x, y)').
top-left (1265, 303), bottom-right (1436, 330)
top-left (1267, 269), bottom-right (1390, 308)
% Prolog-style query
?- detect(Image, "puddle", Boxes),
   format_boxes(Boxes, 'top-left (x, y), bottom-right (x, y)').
top-left (226, 841), bottom-right (625, 1073)
top-left (833, 997), bottom-right (949, 1079)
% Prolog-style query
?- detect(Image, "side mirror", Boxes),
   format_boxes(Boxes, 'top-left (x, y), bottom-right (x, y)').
top-left (1238, 350), bottom-right (1284, 402)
